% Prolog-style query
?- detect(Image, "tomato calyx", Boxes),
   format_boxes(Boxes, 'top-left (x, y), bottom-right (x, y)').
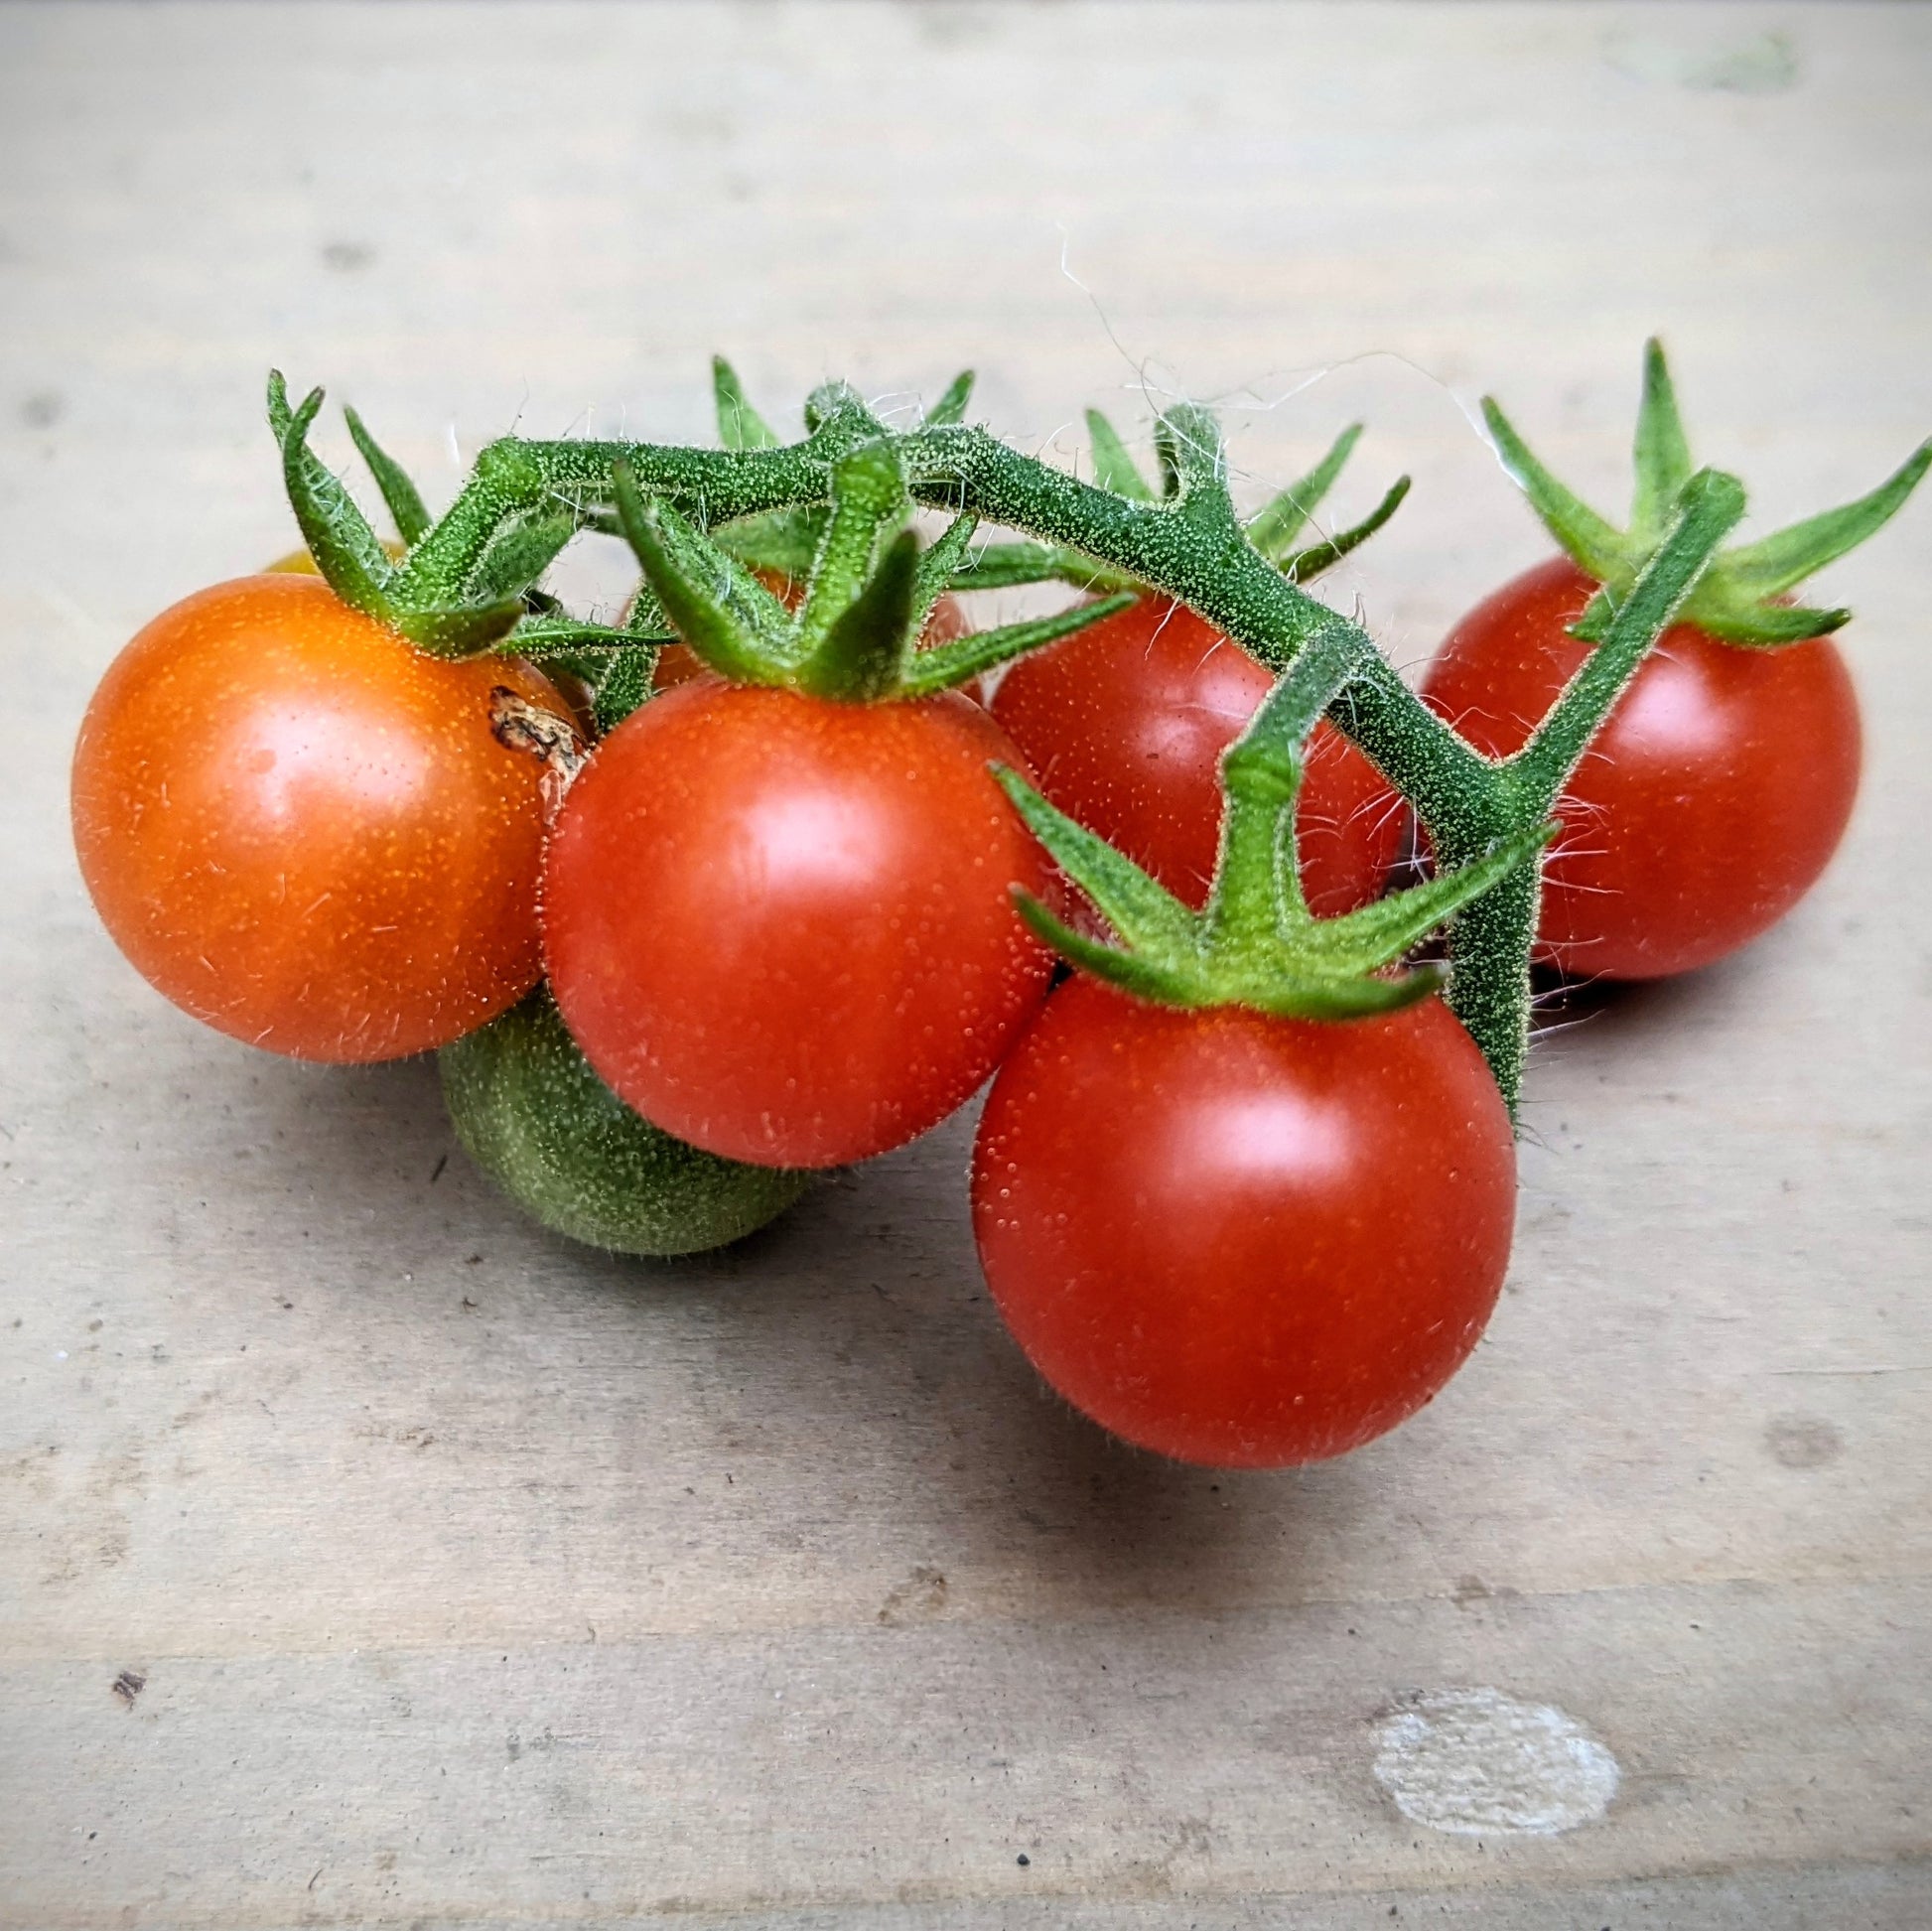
top-left (943, 410), bottom-right (1411, 600)
top-left (267, 371), bottom-right (663, 675)
top-left (609, 442), bottom-right (1133, 705)
top-left (997, 632), bottom-right (1555, 1027)
top-left (1485, 338), bottom-right (1930, 648)
top-left (684, 356), bottom-right (975, 591)
top-left (663, 355), bottom-right (831, 589)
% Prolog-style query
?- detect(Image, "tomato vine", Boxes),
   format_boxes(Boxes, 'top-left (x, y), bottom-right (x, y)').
top-left (269, 358), bottom-right (1788, 1111)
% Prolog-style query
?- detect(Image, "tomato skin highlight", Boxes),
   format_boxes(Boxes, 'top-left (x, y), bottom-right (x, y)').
top-left (1424, 557), bottom-right (1863, 980)
top-left (441, 985), bottom-right (812, 1256)
top-left (544, 681), bottom-right (1058, 1170)
top-left (71, 575), bottom-right (558, 1061)
top-left (989, 599), bottom-right (1400, 916)
top-left (972, 980), bottom-right (1517, 1467)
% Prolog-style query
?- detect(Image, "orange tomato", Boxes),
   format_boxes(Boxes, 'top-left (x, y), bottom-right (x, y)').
top-left (72, 574), bottom-right (561, 1061)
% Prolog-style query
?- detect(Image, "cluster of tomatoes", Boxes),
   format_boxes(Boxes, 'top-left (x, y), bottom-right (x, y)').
top-left (70, 349), bottom-right (1921, 1469)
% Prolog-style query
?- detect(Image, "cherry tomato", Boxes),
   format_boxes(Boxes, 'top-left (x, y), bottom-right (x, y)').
top-left (72, 574), bottom-right (560, 1061)
top-left (441, 985), bottom-right (812, 1255)
top-left (988, 598), bottom-right (1400, 916)
top-left (1423, 557), bottom-right (1862, 979)
top-left (544, 680), bottom-right (1057, 1169)
top-left (972, 978), bottom-right (1517, 1467)
top-left (651, 592), bottom-right (973, 693)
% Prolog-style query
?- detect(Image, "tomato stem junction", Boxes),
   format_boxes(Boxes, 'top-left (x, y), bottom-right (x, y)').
top-left (993, 627), bottom-right (1555, 1024)
top-left (1485, 339), bottom-right (1930, 648)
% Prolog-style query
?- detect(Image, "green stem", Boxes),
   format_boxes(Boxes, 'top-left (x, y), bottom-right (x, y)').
top-left (1322, 645), bottom-right (1494, 803)
top-left (794, 445), bottom-right (907, 652)
top-left (1511, 469), bottom-right (1747, 807)
top-left (395, 438), bottom-right (842, 608)
top-left (1441, 859), bottom-right (1545, 1104)
top-left (1207, 761), bottom-right (1299, 955)
top-left (1204, 626), bottom-right (1362, 953)
top-left (794, 531), bottom-right (920, 703)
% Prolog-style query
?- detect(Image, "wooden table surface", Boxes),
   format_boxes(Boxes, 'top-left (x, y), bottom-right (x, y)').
top-left (3, 5), bottom-right (1929, 1925)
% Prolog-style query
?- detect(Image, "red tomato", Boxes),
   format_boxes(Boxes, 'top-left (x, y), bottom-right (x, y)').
top-left (71, 575), bottom-right (559, 1061)
top-left (652, 590), bottom-right (973, 693)
top-left (1423, 557), bottom-right (1862, 979)
top-left (544, 680), bottom-right (1056, 1169)
top-left (972, 978), bottom-right (1516, 1467)
top-left (988, 598), bottom-right (1401, 916)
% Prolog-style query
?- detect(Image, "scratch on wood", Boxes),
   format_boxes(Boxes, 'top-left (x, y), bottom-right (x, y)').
top-left (1769, 1364), bottom-right (1930, 1376)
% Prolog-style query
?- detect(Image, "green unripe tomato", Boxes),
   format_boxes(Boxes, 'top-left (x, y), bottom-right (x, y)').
top-left (440, 986), bottom-right (813, 1256)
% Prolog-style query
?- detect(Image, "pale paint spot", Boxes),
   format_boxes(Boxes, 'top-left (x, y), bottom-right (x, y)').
top-left (1604, 27), bottom-right (1798, 93)
top-left (1372, 1687), bottom-right (1618, 1836)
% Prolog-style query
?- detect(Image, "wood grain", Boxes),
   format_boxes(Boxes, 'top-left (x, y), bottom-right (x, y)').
top-left (1, 4), bottom-right (1928, 1924)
